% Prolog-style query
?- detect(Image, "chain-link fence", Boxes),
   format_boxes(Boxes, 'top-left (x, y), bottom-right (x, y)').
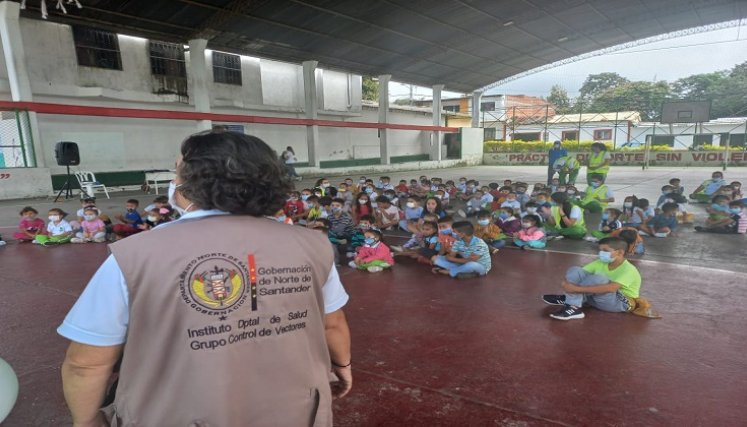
top-left (0, 109), bottom-right (35, 168)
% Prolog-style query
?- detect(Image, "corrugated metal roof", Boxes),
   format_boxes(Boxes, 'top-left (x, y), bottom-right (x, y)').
top-left (21, 0), bottom-right (747, 92)
top-left (548, 111), bottom-right (641, 124)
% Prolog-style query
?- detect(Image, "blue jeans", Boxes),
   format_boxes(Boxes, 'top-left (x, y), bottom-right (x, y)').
top-left (433, 256), bottom-right (487, 278)
top-left (564, 266), bottom-right (630, 312)
top-left (486, 239), bottom-right (506, 249)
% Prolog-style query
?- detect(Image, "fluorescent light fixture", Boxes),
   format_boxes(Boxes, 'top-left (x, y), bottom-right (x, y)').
top-left (557, 36), bottom-right (569, 42)
top-left (503, 21), bottom-right (514, 27)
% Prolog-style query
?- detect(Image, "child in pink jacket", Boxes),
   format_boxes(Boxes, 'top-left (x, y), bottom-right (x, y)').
top-left (348, 229), bottom-right (395, 273)
top-left (513, 214), bottom-right (546, 249)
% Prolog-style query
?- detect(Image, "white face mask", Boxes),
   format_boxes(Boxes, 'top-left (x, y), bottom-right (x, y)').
top-left (624, 202), bottom-right (633, 208)
top-left (168, 181), bottom-right (193, 216)
top-left (147, 215), bottom-right (159, 222)
top-left (526, 207), bottom-right (537, 214)
top-left (49, 215), bottom-right (60, 222)
top-left (84, 215), bottom-right (96, 221)
top-left (406, 202), bottom-right (416, 208)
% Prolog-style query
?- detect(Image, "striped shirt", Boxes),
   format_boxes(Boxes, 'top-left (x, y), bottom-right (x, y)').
top-left (452, 236), bottom-right (492, 273)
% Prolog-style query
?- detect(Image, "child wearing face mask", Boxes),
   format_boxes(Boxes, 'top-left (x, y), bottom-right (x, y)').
top-left (139, 209), bottom-right (165, 230)
top-left (436, 216), bottom-right (457, 256)
top-left (348, 215), bottom-right (375, 258)
top-left (34, 208), bottom-right (73, 245)
top-left (395, 221), bottom-right (440, 265)
top-left (374, 196), bottom-right (401, 230)
top-left (302, 195), bottom-right (323, 226)
top-left (399, 196), bottom-right (424, 232)
top-left (269, 209), bottom-right (294, 225)
top-left (72, 208), bottom-right (107, 243)
top-left (695, 196), bottom-right (738, 233)
top-left (336, 183), bottom-right (354, 208)
top-left (630, 198), bottom-right (654, 229)
top-left (474, 210), bottom-right (506, 253)
top-left (542, 237), bottom-right (644, 321)
top-left (459, 191), bottom-right (489, 218)
top-left (620, 196), bottom-right (638, 226)
top-left (495, 207), bottom-right (521, 237)
top-left (586, 208), bottom-right (623, 242)
top-left (352, 193), bottom-right (373, 223)
top-left (349, 229), bottom-right (394, 273)
top-left (378, 176), bottom-right (394, 191)
top-left (577, 174), bottom-right (614, 214)
top-left (729, 181), bottom-right (744, 203)
top-left (284, 191), bottom-right (306, 223)
top-left (521, 201), bottom-right (543, 223)
top-left (432, 221), bottom-right (492, 279)
top-left (314, 178), bottom-right (337, 198)
top-left (113, 199), bottom-right (143, 239)
top-left (500, 192), bottom-right (521, 211)
top-left (689, 172), bottom-right (726, 203)
top-left (611, 228), bottom-right (645, 255)
top-left (14, 206), bottom-right (47, 242)
top-left (513, 214), bottom-right (546, 249)
top-left (639, 202), bottom-right (678, 238)
top-left (457, 178), bottom-right (468, 193)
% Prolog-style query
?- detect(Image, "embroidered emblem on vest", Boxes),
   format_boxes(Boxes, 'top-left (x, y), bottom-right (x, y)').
top-left (180, 254), bottom-right (249, 318)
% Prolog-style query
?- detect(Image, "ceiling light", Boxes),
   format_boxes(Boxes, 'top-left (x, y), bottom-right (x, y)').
top-left (557, 36), bottom-right (569, 42)
top-left (503, 21), bottom-right (514, 27)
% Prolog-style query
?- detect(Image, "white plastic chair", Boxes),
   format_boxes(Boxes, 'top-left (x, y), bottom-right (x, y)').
top-left (74, 171), bottom-right (110, 199)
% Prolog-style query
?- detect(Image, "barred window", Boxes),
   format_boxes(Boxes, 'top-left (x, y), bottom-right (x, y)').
top-left (150, 41), bottom-right (186, 77)
top-left (72, 26), bottom-right (122, 70)
top-left (212, 51), bottom-right (242, 85)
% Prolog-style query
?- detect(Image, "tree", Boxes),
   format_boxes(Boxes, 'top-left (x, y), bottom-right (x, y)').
top-left (590, 81), bottom-right (671, 121)
top-left (547, 84), bottom-right (572, 113)
top-left (362, 76), bottom-right (379, 101)
top-left (671, 71), bottom-right (727, 100)
top-left (578, 72), bottom-right (629, 102)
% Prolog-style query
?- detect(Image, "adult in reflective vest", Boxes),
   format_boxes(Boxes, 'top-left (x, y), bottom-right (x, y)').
top-left (543, 192), bottom-right (587, 239)
top-left (58, 131), bottom-right (352, 426)
top-left (553, 155), bottom-right (580, 185)
top-left (586, 142), bottom-right (611, 185)
top-left (547, 140), bottom-right (568, 185)
top-left (578, 174), bottom-right (615, 213)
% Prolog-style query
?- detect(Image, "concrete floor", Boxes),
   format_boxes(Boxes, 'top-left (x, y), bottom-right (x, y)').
top-left (1, 165), bottom-right (746, 426)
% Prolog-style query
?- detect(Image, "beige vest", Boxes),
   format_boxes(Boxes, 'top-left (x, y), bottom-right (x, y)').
top-left (106, 215), bottom-right (334, 427)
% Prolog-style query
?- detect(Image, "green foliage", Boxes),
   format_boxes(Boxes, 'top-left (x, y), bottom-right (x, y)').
top-left (393, 98), bottom-right (413, 106)
top-left (589, 81), bottom-right (671, 121)
top-left (547, 85), bottom-right (572, 114)
top-left (692, 144), bottom-right (728, 151)
top-left (483, 140), bottom-right (612, 153)
top-left (362, 76), bottom-right (379, 101)
top-left (578, 72), bottom-right (629, 103)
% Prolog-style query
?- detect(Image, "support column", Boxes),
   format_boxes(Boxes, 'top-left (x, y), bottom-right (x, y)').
top-left (303, 60), bottom-right (320, 168)
top-left (188, 39), bottom-right (212, 132)
top-left (471, 90), bottom-right (483, 128)
top-left (431, 84), bottom-right (444, 161)
top-left (378, 74), bottom-right (391, 165)
top-left (0, 0), bottom-right (44, 167)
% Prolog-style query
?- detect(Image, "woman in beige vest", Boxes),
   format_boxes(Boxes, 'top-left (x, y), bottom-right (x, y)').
top-left (59, 131), bottom-right (352, 427)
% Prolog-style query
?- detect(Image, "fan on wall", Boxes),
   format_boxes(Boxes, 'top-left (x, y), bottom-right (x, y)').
top-left (20, 0), bottom-right (82, 19)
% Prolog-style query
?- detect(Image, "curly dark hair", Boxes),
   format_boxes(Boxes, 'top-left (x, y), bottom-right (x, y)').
top-left (178, 131), bottom-right (292, 215)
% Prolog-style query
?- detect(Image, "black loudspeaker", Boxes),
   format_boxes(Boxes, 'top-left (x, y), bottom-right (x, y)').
top-left (55, 141), bottom-right (80, 166)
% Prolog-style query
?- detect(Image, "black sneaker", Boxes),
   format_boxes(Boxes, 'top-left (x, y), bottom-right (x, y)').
top-left (456, 272), bottom-right (479, 280)
top-left (550, 305), bottom-right (585, 320)
top-left (541, 294), bottom-right (566, 306)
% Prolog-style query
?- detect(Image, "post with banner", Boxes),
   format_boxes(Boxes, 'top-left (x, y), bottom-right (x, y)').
top-left (723, 132), bottom-right (731, 172)
top-left (643, 125), bottom-right (653, 170)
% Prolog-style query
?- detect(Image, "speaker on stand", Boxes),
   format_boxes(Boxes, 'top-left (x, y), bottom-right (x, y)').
top-left (54, 142), bottom-right (80, 202)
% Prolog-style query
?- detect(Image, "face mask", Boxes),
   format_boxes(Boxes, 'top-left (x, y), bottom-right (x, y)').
top-left (406, 202), bottom-right (416, 208)
top-left (301, 195), bottom-right (309, 201)
top-left (459, 181), bottom-right (466, 184)
top-left (624, 202), bottom-right (633, 208)
top-left (364, 237), bottom-right (376, 246)
top-left (730, 208), bottom-right (741, 214)
top-left (346, 182), bottom-right (353, 186)
top-left (147, 215), bottom-right (158, 222)
top-left (521, 222), bottom-right (532, 229)
top-left (168, 181), bottom-right (192, 215)
top-left (713, 177), bottom-right (722, 181)
top-left (710, 203), bottom-right (721, 210)
top-left (127, 208), bottom-right (135, 212)
top-left (322, 183), bottom-right (330, 188)
top-left (498, 213), bottom-right (509, 220)
top-left (517, 190), bottom-right (525, 195)
top-left (365, 188), bottom-right (373, 194)
top-left (84, 215), bottom-right (96, 221)
top-left (359, 179), bottom-right (366, 184)
top-left (598, 251), bottom-right (614, 264)
top-left (359, 224), bottom-right (371, 230)
top-left (601, 213), bottom-right (609, 220)
top-left (590, 183), bottom-right (600, 188)
top-left (527, 207), bottom-right (537, 214)
top-left (662, 190), bottom-right (671, 195)
top-left (567, 190), bottom-right (576, 195)
top-left (358, 199), bottom-right (367, 205)
top-left (332, 207), bottom-right (342, 214)
top-left (440, 228), bottom-right (452, 235)
top-left (477, 219), bottom-right (490, 226)
top-left (276, 215), bottom-right (287, 223)
top-left (49, 215), bottom-right (60, 222)
top-left (468, 185), bottom-right (475, 189)
top-left (434, 195), bottom-right (442, 199)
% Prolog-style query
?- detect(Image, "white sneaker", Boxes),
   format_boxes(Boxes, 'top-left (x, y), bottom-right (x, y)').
top-left (638, 230), bottom-right (650, 236)
top-left (390, 245), bottom-right (404, 253)
top-left (0, 240), bottom-right (6, 246)
top-left (367, 266), bottom-right (384, 273)
top-left (654, 232), bottom-right (669, 238)
top-left (457, 209), bottom-right (467, 218)
top-left (346, 252), bottom-right (355, 258)
top-left (348, 261), bottom-right (358, 269)
top-left (552, 235), bottom-right (564, 240)
top-left (583, 236), bottom-right (598, 242)
top-left (32, 240), bottom-right (41, 245)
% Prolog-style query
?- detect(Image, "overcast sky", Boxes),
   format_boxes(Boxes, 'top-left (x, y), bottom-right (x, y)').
top-left (389, 20), bottom-right (747, 100)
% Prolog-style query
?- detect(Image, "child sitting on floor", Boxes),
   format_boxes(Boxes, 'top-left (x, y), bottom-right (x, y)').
top-left (542, 237), bottom-right (643, 321)
top-left (436, 216), bottom-right (457, 257)
top-left (460, 190), bottom-right (489, 217)
top-left (35, 208), bottom-right (73, 245)
top-left (72, 208), bottom-right (107, 243)
top-left (500, 192), bottom-right (521, 211)
top-left (14, 206), bottom-right (46, 242)
top-left (630, 198), bottom-right (654, 229)
top-left (514, 214), bottom-right (546, 249)
top-left (137, 209), bottom-right (165, 231)
top-left (303, 195), bottom-right (323, 225)
top-left (347, 215), bottom-right (374, 257)
top-left (284, 191), bottom-right (306, 223)
top-left (374, 195), bottom-right (400, 230)
top-left (695, 200), bottom-right (747, 234)
top-left (495, 207), bottom-right (521, 237)
top-left (620, 196), bottom-right (638, 225)
top-left (587, 208), bottom-right (623, 241)
top-left (399, 196), bottom-right (424, 232)
top-left (704, 195), bottom-right (732, 228)
top-left (612, 228), bottom-right (645, 255)
top-left (474, 209), bottom-right (506, 253)
top-left (432, 221), bottom-right (492, 279)
top-left (349, 229), bottom-right (394, 273)
top-left (395, 220), bottom-right (440, 265)
top-left (639, 202), bottom-right (678, 238)
top-left (113, 199), bottom-right (143, 239)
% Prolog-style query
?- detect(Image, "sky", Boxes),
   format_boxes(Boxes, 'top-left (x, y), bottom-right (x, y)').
top-left (388, 20), bottom-right (747, 101)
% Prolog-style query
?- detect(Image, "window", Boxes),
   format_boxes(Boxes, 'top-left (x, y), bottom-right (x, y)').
top-left (443, 105), bottom-right (460, 113)
top-left (561, 131), bottom-right (578, 141)
top-left (150, 41), bottom-right (186, 77)
top-left (693, 134), bottom-right (713, 148)
top-left (729, 134), bottom-right (746, 147)
top-left (593, 129), bottom-right (612, 140)
top-left (647, 135), bottom-right (675, 147)
top-left (512, 132), bottom-right (541, 141)
top-left (212, 51), bottom-right (242, 85)
top-left (72, 26), bottom-right (122, 70)
top-left (484, 128), bottom-right (497, 140)
top-left (480, 102), bottom-right (496, 112)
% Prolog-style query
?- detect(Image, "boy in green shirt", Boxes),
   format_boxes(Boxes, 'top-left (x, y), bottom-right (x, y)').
top-left (542, 237), bottom-right (641, 320)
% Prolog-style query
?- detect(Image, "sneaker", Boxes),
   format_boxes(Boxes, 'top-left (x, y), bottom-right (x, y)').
top-left (548, 235), bottom-right (564, 241)
top-left (638, 230), bottom-right (650, 236)
top-left (541, 294), bottom-right (566, 306)
top-left (456, 272), bottom-right (479, 280)
top-left (348, 261), bottom-right (358, 269)
top-left (390, 245), bottom-right (404, 253)
top-left (0, 240), bottom-right (6, 246)
top-left (490, 248), bottom-right (500, 255)
top-left (583, 236), bottom-right (598, 242)
top-left (367, 266), bottom-right (384, 273)
top-left (550, 304), bottom-right (585, 320)
top-left (457, 209), bottom-right (467, 218)
top-left (32, 240), bottom-right (42, 245)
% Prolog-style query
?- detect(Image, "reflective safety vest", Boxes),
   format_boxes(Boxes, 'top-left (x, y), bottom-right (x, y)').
top-left (550, 205), bottom-right (586, 229)
top-left (582, 184), bottom-right (611, 208)
top-left (553, 156), bottom-right (579, 172)
top-left (588, 151), bottom-right (610, 174)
